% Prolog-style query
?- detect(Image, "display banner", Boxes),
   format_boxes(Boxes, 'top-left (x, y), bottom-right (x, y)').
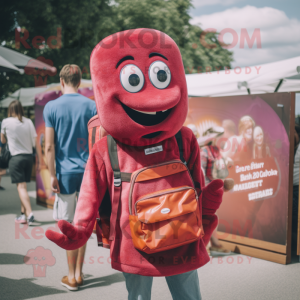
top-left (34, 88), bottom-right (94, 208)
top-left (185, 93), bottom-right (294, 255)
top-left (35, 103), bottom-right (54, 207)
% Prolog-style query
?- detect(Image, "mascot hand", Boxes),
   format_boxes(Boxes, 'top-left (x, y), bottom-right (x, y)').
top-left (202, 179), bottom-right (224, 215)
top-left (46, 220), bottom-right (90, 250)
top-left (202, 179), bottom-right (226, 246)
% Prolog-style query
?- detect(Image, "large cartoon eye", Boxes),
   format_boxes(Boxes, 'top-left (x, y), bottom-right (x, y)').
top-left (148, 61), bottom-right (171, 89)
top-left (120, 64), bottom-right (144, 93)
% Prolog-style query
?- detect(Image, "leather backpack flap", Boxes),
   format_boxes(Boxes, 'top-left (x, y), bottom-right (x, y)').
top-left (129, 161), bottom-right (202, 254)
top-left (135, 186), bottom-right (198, 223)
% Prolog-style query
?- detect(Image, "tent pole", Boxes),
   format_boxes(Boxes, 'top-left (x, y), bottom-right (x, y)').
top-left (275, 79), bottom-right (283, 92)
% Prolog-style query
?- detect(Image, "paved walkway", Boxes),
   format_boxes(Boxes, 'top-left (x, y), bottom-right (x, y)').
top-left (0, 175), bottom-right (300, 300)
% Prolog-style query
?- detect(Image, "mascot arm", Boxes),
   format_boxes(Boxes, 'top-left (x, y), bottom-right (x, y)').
top-left (188, 134), bottom-right (223, 246)
top-left (201, 180), bottom-right (223, 246)
top-left (46, 147), bottom-right (107, 250)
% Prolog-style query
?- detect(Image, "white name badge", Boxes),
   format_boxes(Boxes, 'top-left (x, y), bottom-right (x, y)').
top-left (161, 208), bottom-right (170, 214)
top-left (144, 145), bottom-right (163, 155)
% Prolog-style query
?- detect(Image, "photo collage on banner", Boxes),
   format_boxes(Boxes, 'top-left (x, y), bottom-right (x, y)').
top-left (186, 93), bottom-right (292, 247)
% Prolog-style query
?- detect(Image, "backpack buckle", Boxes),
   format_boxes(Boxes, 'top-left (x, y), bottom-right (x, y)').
top-left (114, 177), bottom-right (121, 187)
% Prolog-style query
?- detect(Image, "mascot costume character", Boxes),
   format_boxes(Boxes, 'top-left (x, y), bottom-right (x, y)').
top-left (46, 28), bottom-right (225, 299)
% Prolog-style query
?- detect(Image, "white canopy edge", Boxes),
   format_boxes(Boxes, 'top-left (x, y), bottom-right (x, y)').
top-left (0, 56), bottom-right (24, 74)
top-left (186, 55), bottom-right (300, 97)
top-left (0, 80), bottom-right (92, 108)
top-left (0, 46), bottom-right (56, 73)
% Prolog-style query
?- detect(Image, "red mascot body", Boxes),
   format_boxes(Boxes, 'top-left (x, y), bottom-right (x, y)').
top-left (46, 29), bottom-right (223, 278)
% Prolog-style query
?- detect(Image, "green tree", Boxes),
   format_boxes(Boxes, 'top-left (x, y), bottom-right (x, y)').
top-left (113, 0), bottom-right (233, 74)
top-left (0, 0), bottom-right (116, 100)
top-left (0, 0), bottom-right (233, 101)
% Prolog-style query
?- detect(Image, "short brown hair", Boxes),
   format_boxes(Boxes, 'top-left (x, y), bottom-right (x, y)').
top-left (8, 100), bottom-right (24, 122)
top-left (59, 64), bottom-right (81, 87)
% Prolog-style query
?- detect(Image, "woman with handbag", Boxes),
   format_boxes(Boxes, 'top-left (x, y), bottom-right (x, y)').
top-left (1, 100), bottom-right (37, 225)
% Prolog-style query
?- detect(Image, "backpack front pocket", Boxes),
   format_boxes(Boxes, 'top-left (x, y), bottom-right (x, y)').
top-left (129, 186), bottom-right (202, 254)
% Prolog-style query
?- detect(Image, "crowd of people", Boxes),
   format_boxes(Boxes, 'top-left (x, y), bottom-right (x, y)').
top-left (0, 64), bottom-right (97, 290)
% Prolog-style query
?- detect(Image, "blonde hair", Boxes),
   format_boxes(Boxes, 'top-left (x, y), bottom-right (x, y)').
top-left (253, 126), bottom-right (263, 140)
top-left (238, 116), bottom-right (255, 135)
top-left (59, 64), bottom-right (81, 87)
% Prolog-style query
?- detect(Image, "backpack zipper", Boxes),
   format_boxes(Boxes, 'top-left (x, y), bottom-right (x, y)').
top-left (129, 160), bottom-right (195, 215)
top-left (134, 186), bottom-right (198, 216)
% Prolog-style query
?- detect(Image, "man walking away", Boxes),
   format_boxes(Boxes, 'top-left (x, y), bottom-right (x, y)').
top-left (44, 64), bottom-right (97, 291)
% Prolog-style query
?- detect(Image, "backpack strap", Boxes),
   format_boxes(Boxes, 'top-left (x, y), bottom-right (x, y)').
top-left (175, 130), bottom-right (202, 193)
top-left (107, 135), bottom-right (121, 187)
top-left (175, 130), bottom-right (187, 165)
top-left (107, 135), bottom-right (121, 241)
top-left (91, 127), bottom-right (97, 148)
top-left (107, 135), bottom-right (131, 241)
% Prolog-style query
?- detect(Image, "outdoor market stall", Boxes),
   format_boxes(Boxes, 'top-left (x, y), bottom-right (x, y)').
top-left (186, 56), bottom-right (300, 97)
top-left (1, 55), bottom-right (299, 264)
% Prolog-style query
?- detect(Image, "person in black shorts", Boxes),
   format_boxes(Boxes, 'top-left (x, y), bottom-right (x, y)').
top-left (1, 100), bottom-right (38, 225)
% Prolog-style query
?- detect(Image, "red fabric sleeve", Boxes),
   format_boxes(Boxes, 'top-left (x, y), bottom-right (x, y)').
top-left (186, 132), bottom-right (204, 195)
top-left (46, 145), bottom-right (108, 250)
top-left (201, 180), bottom-right (223, 246)
top-left (73, 145), bottom-right (108, 229)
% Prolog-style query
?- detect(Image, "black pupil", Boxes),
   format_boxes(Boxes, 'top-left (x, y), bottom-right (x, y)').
top-left (129, 74), bottom-right (140, 86)
top-left (157, 70), bottom-right (167, 82)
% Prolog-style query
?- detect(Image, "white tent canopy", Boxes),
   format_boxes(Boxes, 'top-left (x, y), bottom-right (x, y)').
top-left (1, 56), bottom-right (300, 108)
top-left (0, 55), bottom-right (24, 73)
top-left (186, 56), bottom-right (300, 97)
top-left (0, 86), bottom-right (50, 108)
top-left (0, 80), bottom-right (93, 108)
top-left (0, 46), bottom-right (56, 73)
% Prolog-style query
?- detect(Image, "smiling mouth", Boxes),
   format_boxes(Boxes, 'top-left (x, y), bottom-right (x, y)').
top-left (120, 102), bottom-right (172, 126)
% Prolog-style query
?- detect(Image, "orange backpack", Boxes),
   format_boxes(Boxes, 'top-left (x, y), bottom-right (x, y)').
top-left (88, 116), bottom-right (203, 253)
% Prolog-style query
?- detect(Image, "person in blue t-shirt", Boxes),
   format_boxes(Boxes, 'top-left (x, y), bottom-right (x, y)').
top-left (43, 64), bottom-right (97, 291)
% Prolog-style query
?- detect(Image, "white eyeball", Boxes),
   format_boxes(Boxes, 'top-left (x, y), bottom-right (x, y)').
top-left (120, 64), bottom-right (144, 93)
top-left (148, 61), bottom-right (171, 89)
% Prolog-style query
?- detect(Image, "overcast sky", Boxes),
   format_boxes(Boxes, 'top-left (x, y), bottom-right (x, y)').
top-left (190, 0), bottom-right (300, 68)
top-left (189, 0), bottom-right (300, 113)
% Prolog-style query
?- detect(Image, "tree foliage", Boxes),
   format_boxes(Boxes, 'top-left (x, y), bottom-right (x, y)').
top-left (0, 0), bottom-right (233, 100)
